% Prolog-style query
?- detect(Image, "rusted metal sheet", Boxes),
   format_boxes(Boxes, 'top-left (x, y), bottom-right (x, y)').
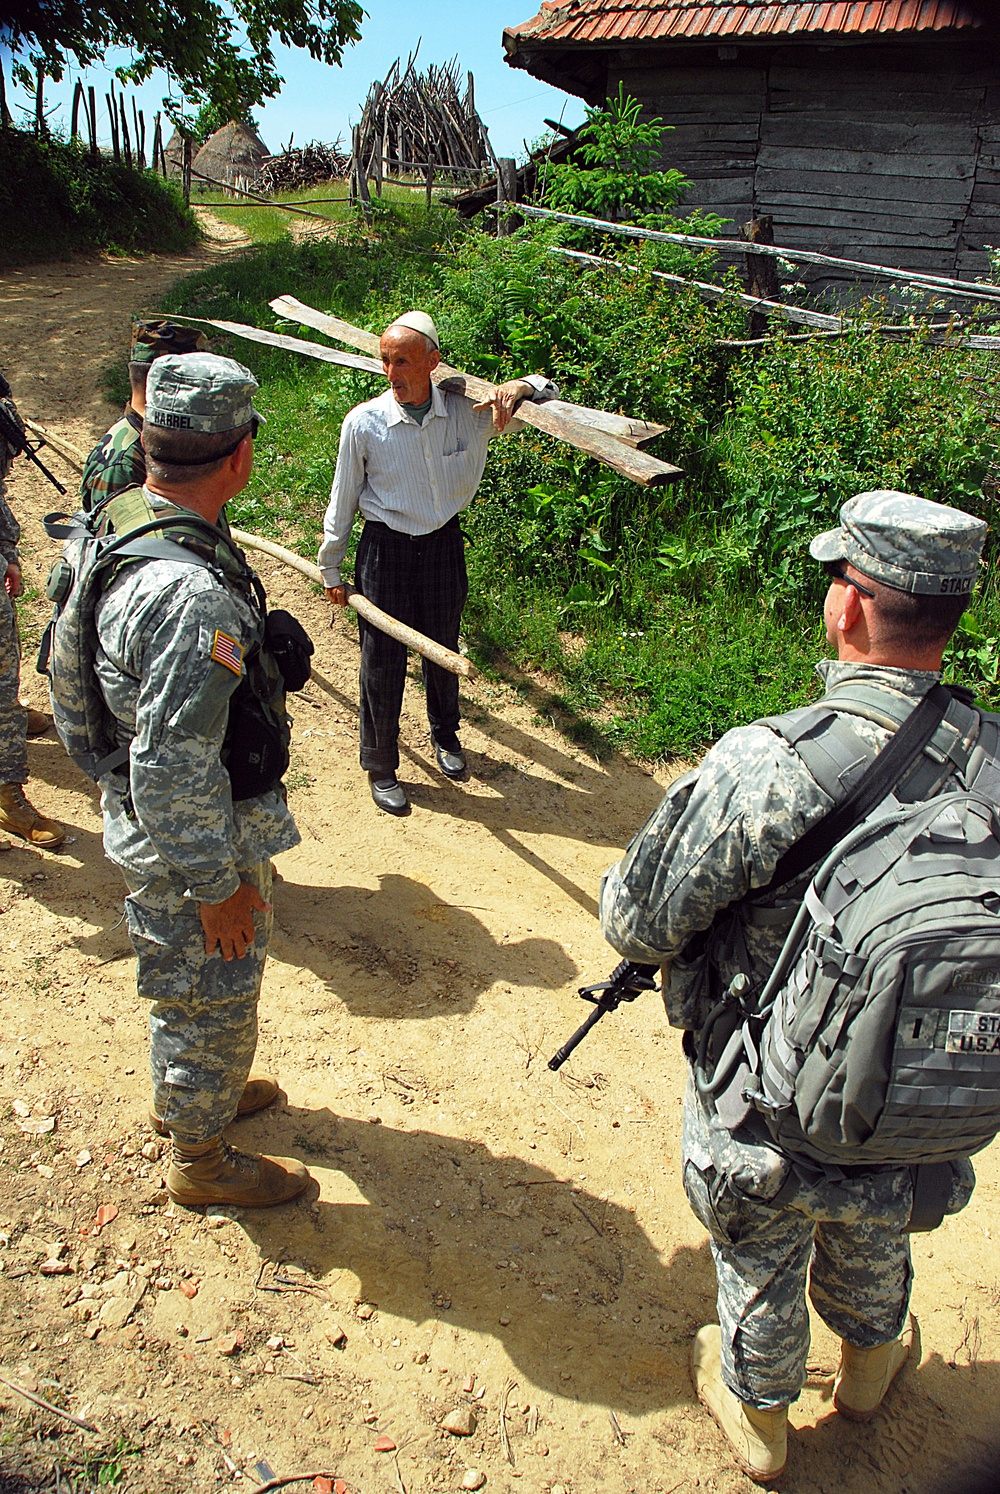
top-left (505, 1), bottom-right (983, 48)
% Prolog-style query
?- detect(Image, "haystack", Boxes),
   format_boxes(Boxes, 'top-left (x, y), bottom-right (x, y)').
top-left (192, 121), bottom-right (271, 190)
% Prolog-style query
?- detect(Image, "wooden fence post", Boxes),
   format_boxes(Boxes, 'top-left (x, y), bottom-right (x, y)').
top-left (741, 215), bottom-right (780, 338)
top-left (425, 161), bottom-right (435, 209)
top-left (70, 80), bottom-right (84, 142)
top-left (134, 99), bottom-right (145, 170)
top-left (497, 157), bottom-right (518, 236)
top-left (34, 65), bottom-right (46, 138)
top-left (182, 135), bottom-right (192, 203)
top-left (496, 157), bottom-right (509, 236)
top-left (106, 91), bottom-right (120, 162)
top-left (151, 114), bottom-right (162, 176)
top-left (119, 96), bottom-right (132, 167)
top-left (353, 126), bottom-right (371, 219)
top-left (87, 87), bottom-right (98, 159)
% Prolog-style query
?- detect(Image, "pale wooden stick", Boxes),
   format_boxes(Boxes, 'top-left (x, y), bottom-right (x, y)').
top-left (22, 419), bottom-right (87, 472)
top-left (0, 1372), bottom-right (100, 1434)
top-left (228, 527), bottom-right (477, 679)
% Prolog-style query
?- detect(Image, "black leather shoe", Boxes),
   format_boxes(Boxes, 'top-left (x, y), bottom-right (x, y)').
top-left (369, 774), bottom-right (409, 814)
top-left (434, 741), bottom-right (467, 779)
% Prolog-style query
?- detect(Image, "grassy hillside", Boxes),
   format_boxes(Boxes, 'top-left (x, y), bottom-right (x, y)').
top-left (0, 128), bottom-right (199, 266)
top-left (158, 204), bottom-right (1000, 758)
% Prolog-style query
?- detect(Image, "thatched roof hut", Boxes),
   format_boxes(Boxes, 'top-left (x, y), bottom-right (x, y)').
top-left (192, 121), bottom-right (271, 190)
top-left (163, 129), bottom-right (185, 178)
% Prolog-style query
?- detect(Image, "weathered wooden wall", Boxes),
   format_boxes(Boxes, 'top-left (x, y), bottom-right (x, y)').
top-left (584, 35), bottom-right (1000, 285)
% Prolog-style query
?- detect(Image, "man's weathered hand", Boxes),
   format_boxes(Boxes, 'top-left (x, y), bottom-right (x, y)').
top-left (4, 561), bottom-right (22, 599)
top-left (473, 378), bottom-right (534, 432)
top-left (325, 585), bottom-right (348, 606)
top-left (199, 880), bottom-right (270, 961)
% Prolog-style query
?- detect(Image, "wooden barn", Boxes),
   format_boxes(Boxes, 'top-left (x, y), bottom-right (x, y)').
top-left (503, 1), bottom-right (1000, 285)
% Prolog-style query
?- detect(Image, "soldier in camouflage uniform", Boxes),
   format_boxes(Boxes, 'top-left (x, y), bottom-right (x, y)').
top-left (94, 352), bottom-right (310, 1210)
top-left (80, 320), bottom-right (207, 512)
top-left (0, 371), bottom-right (65, 849)
top-left (600, 492), bottom-right (992, 1481)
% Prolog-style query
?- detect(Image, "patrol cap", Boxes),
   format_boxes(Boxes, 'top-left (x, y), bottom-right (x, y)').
top-left (129, 319), bottom-right (208, 365)
top-left (145, 352), bottom-right (266, 436)
top-left (386, 310), bottom-right (440, 348)
top-left (809, 490), bottom-right (986, 598)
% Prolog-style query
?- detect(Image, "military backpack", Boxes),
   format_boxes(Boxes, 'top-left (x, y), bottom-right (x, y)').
top-left (696, 682), bottom-right (1000, 1191)
top-left (37, 488), bottom-right (311, 797)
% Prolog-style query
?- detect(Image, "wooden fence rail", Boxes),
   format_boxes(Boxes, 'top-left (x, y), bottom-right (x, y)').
top-left (502, 202), bottom-right (1000, 307)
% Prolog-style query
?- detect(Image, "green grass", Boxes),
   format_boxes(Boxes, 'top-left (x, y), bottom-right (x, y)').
top-left (191, 177), bottom-right (469, 243)
top-left (153, 205), bottom-right (1000, 760)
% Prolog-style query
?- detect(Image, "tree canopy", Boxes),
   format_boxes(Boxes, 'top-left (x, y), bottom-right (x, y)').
top-left (1, 0), bottom-right (365, 114)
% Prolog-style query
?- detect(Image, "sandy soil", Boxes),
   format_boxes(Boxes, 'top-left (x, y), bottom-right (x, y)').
top-left (0, 223), bottom-right (997, 1494)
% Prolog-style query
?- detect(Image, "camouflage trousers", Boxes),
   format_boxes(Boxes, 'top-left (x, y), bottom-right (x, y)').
top-left (0, 581), bottom-right (27, 785)
top-left (682, 1080), bottom-right (974, 1410)
top-left (122, 861), bottom-right (272, 1144)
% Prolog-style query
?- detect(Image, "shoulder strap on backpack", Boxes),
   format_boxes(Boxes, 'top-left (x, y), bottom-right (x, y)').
top-left (749, 683), bottom-right (954, 902)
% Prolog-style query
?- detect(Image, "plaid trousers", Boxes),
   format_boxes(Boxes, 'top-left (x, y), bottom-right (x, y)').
top-left (355, 517), bottom-right (468, 776)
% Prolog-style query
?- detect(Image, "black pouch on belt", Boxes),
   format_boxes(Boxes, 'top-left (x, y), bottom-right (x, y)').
top-left (265, 608), bottom-right (314, 692)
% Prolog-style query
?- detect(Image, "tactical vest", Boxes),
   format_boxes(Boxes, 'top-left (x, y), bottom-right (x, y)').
top-left (38, 487), bottom-right (293, 799)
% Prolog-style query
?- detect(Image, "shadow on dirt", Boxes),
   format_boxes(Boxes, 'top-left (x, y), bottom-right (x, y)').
top-left (237, 1105), bottom-right (715, 1417)
top-left (788, 1354), bottom-right (1000, 1492)
top-left (271, 872), bottom-right (577, 1018)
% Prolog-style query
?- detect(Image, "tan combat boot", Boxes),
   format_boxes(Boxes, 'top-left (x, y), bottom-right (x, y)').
top-left (691, 1324), bottom-right (788, 1483)
top-left (23, 707), bottom-right (51, 738)
top-left (167, 1137), bottom-right (310, 1209)
top-left (0, 784), bottom-right (66, 848)
top-left (833, 1318), bottom-right (916, 1422)
top-left (149, 1075), bottom-right (280, 1136)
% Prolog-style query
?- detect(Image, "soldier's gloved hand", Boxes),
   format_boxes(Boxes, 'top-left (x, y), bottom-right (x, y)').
top-left (199, 880), bottom-right (271, 961)
top-left (4, 561), bottom-right (22, 598)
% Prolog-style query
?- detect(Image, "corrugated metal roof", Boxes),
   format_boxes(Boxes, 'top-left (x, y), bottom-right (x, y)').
top-left (505, 1), bottom-right (983, 47)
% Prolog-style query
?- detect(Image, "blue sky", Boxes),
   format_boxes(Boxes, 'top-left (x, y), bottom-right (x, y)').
top-left (3, 2), bottom-right (584, 161)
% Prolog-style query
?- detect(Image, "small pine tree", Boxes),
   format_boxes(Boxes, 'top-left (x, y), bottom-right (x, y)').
top-left (543, 84), bottom-right (689, 224)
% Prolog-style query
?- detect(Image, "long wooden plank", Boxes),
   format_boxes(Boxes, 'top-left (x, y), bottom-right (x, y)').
top-left (759, 116), bottom-right (980, 155)
top-left (548, 247), bottom-right (843, 331)
top-left (755, 171), bottom-right (974, 207)
top-left (228, 528), bottom-right (476, 678)
top-left (169, 314), bottom-right (385, 374)
top-left (270, 296), bottom-right (684, 488)
top-left (507, 204), bottom-right (1000, 305)
top-left (756, 147), bottom-right (976, 180)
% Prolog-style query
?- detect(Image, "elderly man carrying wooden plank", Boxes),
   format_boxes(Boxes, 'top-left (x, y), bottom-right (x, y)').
top-left (320, 310), bottom-right (556, 815)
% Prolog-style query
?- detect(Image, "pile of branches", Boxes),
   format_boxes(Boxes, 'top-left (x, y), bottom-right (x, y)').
top-left (252, 140), bottom-right (350, 193)
top-left (355, 53), bottom-right (493, 179)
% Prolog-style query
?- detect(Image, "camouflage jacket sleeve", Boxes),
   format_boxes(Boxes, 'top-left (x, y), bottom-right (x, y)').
top-left (600, 724), bottom-right (836, 969)
top-left (127, 585), bottom-right (249, 903)
top-left (0, 484), bottom-right (20, 565)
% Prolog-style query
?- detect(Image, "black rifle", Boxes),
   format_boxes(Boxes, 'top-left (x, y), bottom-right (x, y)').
top-left (548, 959), bottom-right (658, 1071)
top-left (0, 387), bottom-right (67, 497)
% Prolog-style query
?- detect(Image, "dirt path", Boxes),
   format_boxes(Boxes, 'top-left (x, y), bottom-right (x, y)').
top-left (0, 229), bottom-right (997, 1494)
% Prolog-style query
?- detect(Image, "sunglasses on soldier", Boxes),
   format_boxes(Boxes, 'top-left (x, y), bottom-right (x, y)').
top-left (824, 561), bottom-right (876, 599)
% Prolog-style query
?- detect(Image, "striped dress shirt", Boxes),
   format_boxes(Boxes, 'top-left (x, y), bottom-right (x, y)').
top-left (318, 376), bottom-right (555, 587)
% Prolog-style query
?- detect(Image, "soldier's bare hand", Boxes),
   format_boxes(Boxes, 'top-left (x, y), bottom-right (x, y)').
top-left (4, 562), bottom-right (22, 599)
top-left (199, 880), bottom-right (271, 961)
top-left (325, 585), bottom-right (348, 606)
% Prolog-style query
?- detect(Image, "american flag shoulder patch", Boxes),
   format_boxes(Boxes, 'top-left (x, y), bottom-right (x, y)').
top-left (210, 629), bottom-right (245, 675)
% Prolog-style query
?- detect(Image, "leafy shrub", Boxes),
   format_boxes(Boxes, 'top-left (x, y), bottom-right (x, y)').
top-left (543, 84), bottom-right (690, 223)
top-left (0, 127), bottom-right (199, 266)
top-left (713, 322), bottom-right (998, 608)
top-left (161, 210), bottom-right (1000, 756)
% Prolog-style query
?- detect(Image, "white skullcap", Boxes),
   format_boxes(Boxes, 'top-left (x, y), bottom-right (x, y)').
top-left (387, 310), bottom-right (440, 348)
